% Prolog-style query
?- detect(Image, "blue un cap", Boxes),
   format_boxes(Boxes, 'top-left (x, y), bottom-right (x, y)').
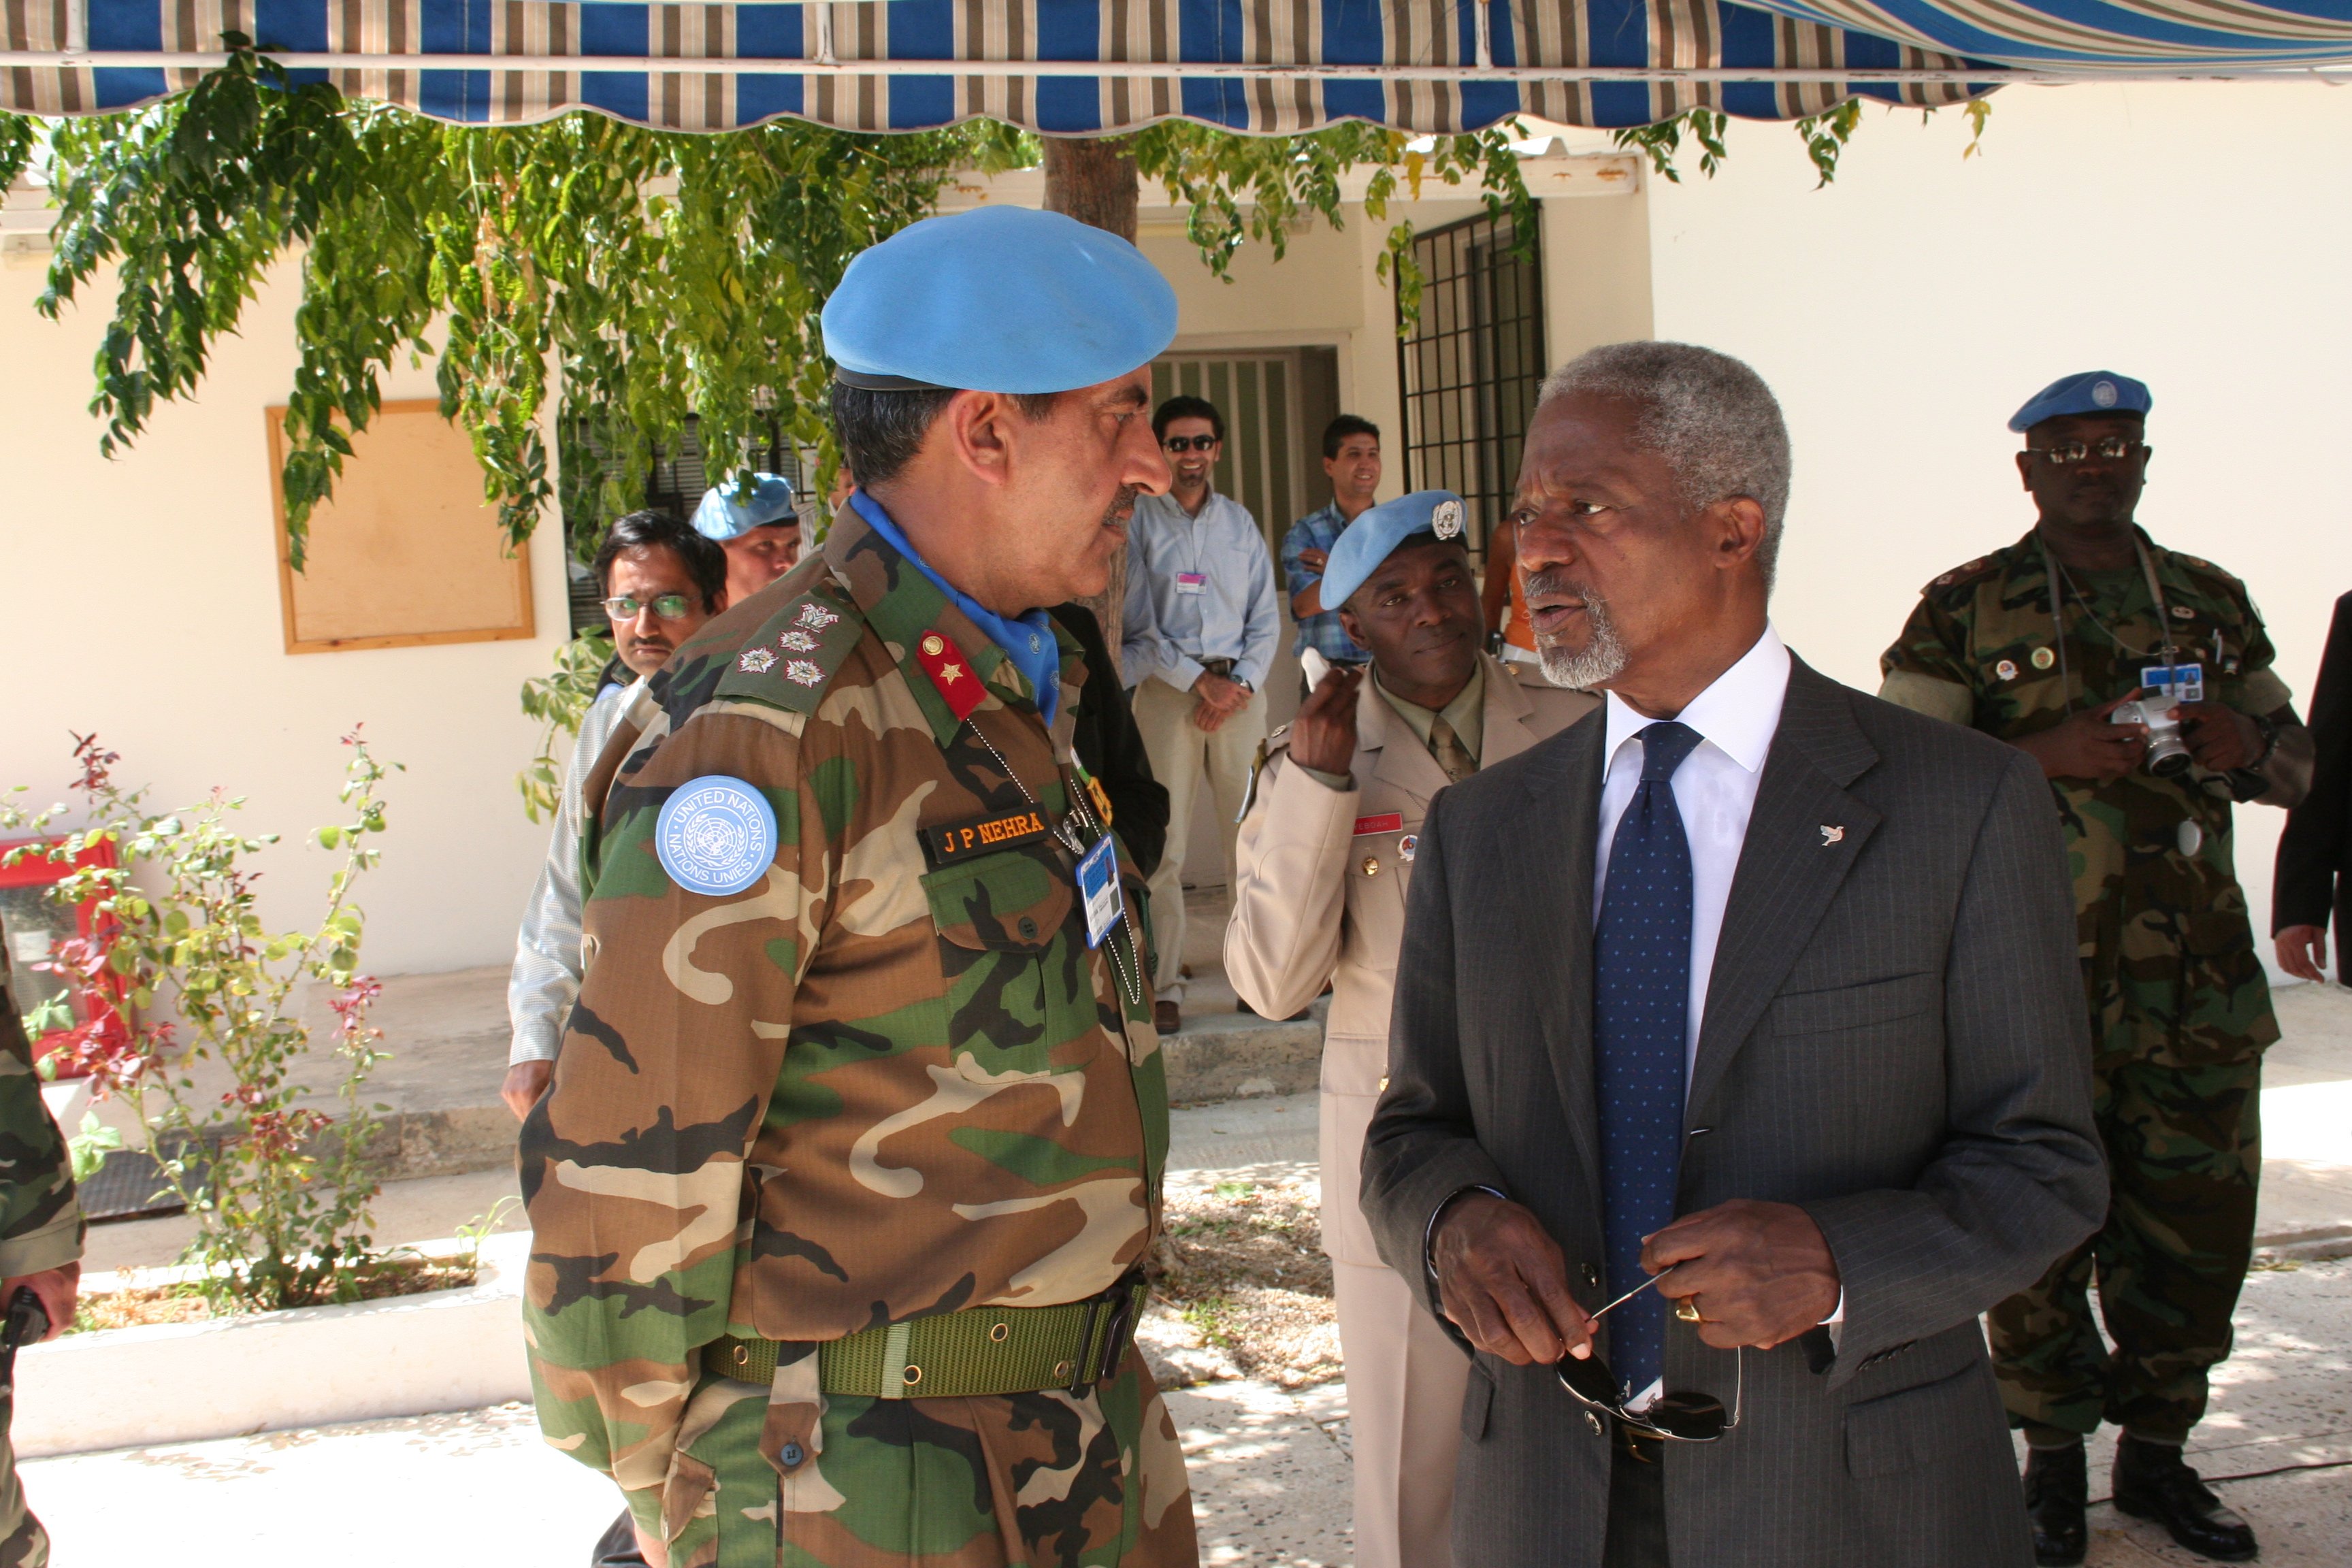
top-left (691, 473), bottom-right (796, 542)
top-left (821, 208), bottom-right (1178, 395)
top-left (2008, 371), bottom-right (2153, 434)
top-left (1320, 490), bottom-right (1469, 611)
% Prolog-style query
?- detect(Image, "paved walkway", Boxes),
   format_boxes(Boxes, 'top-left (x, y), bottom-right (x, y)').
top-left (35, 983), bottom-right (2352, 1564)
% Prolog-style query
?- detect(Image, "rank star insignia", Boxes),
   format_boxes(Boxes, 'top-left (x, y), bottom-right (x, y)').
top-left (1820, 825), bottom-right (1845, 846)
top-left (785, 659), bottom-right (824, 687)
top-left (913, 628), bottom-right (985, 719)
top-left (736, 647), bottom-right (777, 674)
top-left (778, 630), bottom-right (817, 653)
top-left (795, 602), bottom-right (841, 631)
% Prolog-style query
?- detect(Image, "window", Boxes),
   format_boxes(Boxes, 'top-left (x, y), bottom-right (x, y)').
top-left (1396, 212), bottom-right (1548, 562)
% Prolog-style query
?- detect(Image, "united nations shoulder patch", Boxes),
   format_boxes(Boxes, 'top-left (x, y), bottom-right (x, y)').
top-left (656, 775), bottom-right (777, 896)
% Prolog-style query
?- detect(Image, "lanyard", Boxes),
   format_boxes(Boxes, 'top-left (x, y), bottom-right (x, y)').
top-left (2040, 529), bottom-right (2181, 715)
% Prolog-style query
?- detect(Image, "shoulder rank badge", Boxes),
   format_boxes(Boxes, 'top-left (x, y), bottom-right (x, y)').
top-left (915, 630), bottom-right (985, 721)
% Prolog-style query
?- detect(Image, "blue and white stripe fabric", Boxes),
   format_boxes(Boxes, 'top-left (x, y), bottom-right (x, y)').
top-left (3, 0), bottom-right (1986, 130)
top-left (1734, 0), bottom-right (2352, 71)
top-left (11, 0), bottom-right (2351, 134)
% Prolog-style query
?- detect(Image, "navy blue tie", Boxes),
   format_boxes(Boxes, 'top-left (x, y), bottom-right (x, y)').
top-left (1592, 720), bottom-right (1701, 1401)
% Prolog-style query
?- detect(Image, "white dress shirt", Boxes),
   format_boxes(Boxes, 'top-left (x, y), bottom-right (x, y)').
top-left (1589, 624), bottom-right (1840, 1359)
top-left (1593, 625), bottom-right (1792, 1076)
top-left (1120, 488), bottom-right (1281, 693)
top-left (507, 674), bottom-right (636, 1064)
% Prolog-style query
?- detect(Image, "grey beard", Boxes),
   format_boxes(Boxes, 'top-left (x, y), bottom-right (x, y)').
top-left (1532, 579), bottom-right (1629, 690)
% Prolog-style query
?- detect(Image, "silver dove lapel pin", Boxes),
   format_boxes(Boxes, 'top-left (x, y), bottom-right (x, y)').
top-left (1820, 825), bottom-right (1845, 846)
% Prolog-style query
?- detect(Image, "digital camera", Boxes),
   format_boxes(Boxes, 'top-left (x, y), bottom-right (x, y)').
top-left (2111, 699), bottom-right (2192, 778)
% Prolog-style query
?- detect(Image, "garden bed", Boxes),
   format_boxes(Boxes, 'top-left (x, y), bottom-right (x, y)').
top-left (17, 1231), bottom-right (533, 1458)
top-left (71, 1253), bottom-right (478, 1333)
top-left (1146, 1166), bottom-right (1342, 1390)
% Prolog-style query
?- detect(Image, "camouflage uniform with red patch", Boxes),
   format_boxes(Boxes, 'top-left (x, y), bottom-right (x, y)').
top-left (521, 508), bottom-right (1196, 1567)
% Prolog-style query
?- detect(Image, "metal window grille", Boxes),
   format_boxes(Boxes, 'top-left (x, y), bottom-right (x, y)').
top-left (1396, 212), bottom-right (1547, 561)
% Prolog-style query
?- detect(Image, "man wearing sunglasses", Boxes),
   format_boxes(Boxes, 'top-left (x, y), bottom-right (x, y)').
top-left (1363, 342), bottom-right (2105, 1568)
top-left (1122, 395), bottom-right (1281, 1031)
top-left (1882, 372), bottom-right (2312, 1565)
top-left (502, 509), bottom-right (727, 1126)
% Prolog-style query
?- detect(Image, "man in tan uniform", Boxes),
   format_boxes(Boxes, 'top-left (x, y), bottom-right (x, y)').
top-left (1226, 490), bottom-right (1595, 1568)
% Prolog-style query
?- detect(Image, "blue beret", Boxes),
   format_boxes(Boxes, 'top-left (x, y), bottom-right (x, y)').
top-left (821, 208), bottom-right (1178, 395)
top-left (1320, 490), bottom-right (1469, 610)
top-left (691, 474), bottom-right (796, 542)
top-left (2008, 371), bottom-right (2152, 434)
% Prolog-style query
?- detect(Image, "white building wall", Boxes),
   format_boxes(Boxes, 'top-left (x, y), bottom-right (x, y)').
top-left (1635, 82), bottom-right (2352, 960)
top-left (0, 254), bottom-right (569, 978)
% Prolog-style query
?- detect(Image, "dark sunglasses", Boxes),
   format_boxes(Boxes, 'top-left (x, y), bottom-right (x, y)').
top-left (1553, 1267), bottom-right (1744, 1442)
top-left (1162, 435), bottom-right (1219, 453)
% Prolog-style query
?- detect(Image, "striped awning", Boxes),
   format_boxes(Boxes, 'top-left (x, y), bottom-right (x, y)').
top-left (2, 0), bottom-right (2348, 135)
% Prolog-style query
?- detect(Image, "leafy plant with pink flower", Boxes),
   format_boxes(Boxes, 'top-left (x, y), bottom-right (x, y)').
top-left (3, 730), bottom-right (400, 1312)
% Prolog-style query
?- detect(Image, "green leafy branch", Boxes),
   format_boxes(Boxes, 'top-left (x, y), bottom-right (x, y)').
top-left (1616, 97), bottom-right (1995, 188)
top-left (1128, 120), bottom-right (1538, 333)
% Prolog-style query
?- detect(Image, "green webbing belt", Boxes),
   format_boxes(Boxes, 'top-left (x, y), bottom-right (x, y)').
top-left (709, 1278), bottom-right (1148, 1401)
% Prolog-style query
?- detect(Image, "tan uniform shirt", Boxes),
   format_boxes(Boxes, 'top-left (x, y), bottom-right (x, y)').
top-left (1226, 655), bottom-right (1596, 1265)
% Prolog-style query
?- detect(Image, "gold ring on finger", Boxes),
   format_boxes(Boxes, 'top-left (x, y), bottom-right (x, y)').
top-left (1674, 1298), bottom-right (1704, 1324)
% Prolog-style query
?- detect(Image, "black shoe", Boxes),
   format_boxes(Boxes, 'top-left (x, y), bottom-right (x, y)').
top-left (591, 1507), bottom-right (649, 1568)
top-left (2112, 1435), bottom-right (2258, 1562)
top-left (2022, 1443), bottom-right (2088, 1566)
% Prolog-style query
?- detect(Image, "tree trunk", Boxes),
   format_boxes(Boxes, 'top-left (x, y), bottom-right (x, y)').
top-left (1044, 137), bottom-right (1144, 667)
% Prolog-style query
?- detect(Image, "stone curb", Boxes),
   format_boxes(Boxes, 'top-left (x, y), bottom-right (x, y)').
top-left (18, 1232), bottom-right (533, 1458)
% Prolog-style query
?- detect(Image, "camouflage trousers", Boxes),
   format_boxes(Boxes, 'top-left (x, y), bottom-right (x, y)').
top-left (663, 1347), bottom-right (1196, 1567)
top-left (0, 1392), bottom-right (46, 1568)
top-left (1989, 1054), bottom-right (2262, 1443)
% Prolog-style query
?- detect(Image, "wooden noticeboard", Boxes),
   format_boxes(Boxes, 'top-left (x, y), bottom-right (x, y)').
top-left (267, 401), bottom-right (536, 654)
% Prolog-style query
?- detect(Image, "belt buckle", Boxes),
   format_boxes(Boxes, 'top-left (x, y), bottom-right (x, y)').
top-left (1071, 1275), bottom-right (1143, 1399)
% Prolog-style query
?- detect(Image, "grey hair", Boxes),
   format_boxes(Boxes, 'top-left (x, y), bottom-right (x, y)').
top-left (1536, 341), bottom-right (1792, 589)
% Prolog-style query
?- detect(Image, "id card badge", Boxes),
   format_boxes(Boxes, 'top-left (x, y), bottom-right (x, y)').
top-left (1077, 834), bottom-right (1124, 949)
top-left (1175, 572), bottom-right (1208, 596)
top-left (2141, 664), bottom-right (2206, 706)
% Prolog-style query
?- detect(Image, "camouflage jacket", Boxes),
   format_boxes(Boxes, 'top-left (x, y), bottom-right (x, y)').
top-left (0, 936), bottom-right (84, 1280)
top-left (1880, 525), bottom-right (2289, 1067)
top-left (521, 508), bottom-right (1166, 1529)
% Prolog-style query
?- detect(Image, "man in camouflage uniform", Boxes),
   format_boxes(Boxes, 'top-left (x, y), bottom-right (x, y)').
top-left (520, 207), bottom-right (1199, 1568)
top-left (1880, 372), bottom-right (2312, 1566)
top-left (0, 917), bottom-right (85, 1568)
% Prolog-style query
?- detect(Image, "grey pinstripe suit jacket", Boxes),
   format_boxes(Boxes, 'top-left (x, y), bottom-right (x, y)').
top-left (1361, 657), bottom-right (2106, 1568)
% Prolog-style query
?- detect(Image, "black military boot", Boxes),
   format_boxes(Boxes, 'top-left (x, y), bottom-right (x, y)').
top-left (2022, 1442), bottom-right (2089, 1566)
top-left (591, 1508), bottom-right (650, 1568)
top-left (2113, 1434), bottom-right (2258, 1561)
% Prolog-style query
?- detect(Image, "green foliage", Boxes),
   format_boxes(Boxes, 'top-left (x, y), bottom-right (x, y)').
top-left (67, 1111), bottom-right (122, 1186)
top-left (2, 730), bottom-right (400, 1314)
top-left (21, 39), bottom-right (986, 568)
top-left (518, 632), bottom-right (617, 823)
top-left (1792, 99), bottom-right (1867, 188)
top-left (1613, 108), bottom-right (1729, 184)
top-left (0, 112), bottom-right (35, 191)
top-left (1617, 97), bottom-right (1993, 187)
top-left (1128, 121), bottom-right (1537, 333)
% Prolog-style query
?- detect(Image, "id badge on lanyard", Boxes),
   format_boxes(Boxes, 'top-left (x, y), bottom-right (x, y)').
top-left (1077, 834), bottom-right (1125, 949)
top-left (2140, 663), bottom-right (2205, 706)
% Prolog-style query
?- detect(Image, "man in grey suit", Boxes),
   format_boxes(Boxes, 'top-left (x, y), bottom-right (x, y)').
top-left (1362, 342), bottom-right (2108, 1567)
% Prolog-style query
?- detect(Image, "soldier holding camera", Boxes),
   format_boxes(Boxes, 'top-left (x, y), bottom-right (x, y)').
top-left (1880, 372), bottom-right (2311, 1567)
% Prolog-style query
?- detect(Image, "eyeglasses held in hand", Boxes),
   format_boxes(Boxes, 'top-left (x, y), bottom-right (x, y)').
top-left (2023, 437), bottom-right (2146, 466)
top-left (604, 593), bottom-right (694, 621)
top-left (1553, 1267), bottom-right (1744, 1443)
top-left (1162, 435), bottom-right (1219, 453)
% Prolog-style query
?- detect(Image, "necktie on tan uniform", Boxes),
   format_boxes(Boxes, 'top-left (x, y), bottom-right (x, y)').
top-left (1428, 715), bottom-right (1477, 785)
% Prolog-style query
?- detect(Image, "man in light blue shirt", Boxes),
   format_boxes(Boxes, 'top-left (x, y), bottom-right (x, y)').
top-left (1122, 395), bottom-right (1281, 1029)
